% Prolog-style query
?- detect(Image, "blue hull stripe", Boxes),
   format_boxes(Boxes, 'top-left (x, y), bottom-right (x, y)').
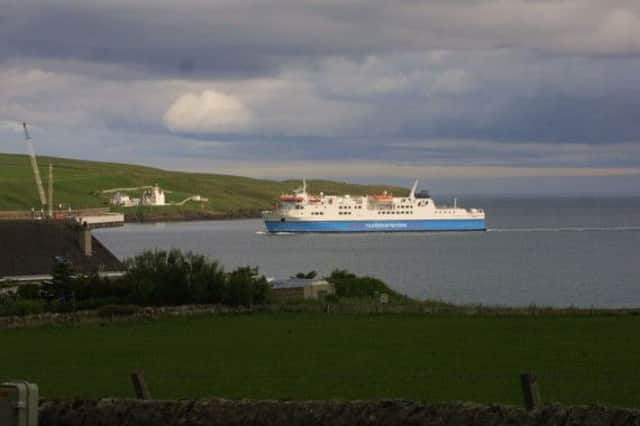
top-left (264, 219), bottom-right (486, 233)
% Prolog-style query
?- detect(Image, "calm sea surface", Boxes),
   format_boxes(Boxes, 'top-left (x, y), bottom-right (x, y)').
top-left (94, 197), bottom-right (640, 308)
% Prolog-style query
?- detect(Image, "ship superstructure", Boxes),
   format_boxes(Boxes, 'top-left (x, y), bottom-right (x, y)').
top-left (262, 180), bottom-right (486, 233)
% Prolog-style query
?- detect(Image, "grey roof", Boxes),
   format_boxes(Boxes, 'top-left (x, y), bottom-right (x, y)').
top-left (0, 220), bottom-right (123, 278)
top-left (270, 278), bottom-right (330, 289)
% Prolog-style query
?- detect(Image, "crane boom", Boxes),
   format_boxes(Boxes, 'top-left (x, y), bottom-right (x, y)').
top-left (22, 122), bottom-right (47, 206)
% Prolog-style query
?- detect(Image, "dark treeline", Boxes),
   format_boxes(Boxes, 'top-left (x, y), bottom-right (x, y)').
top-left (2, 250), bottom-right (270, 315)
top-left (0, 250), bottom-right (412, 317)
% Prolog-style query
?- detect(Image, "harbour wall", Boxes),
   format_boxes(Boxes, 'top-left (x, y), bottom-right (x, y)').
top-left (38, 398), bottom-right (640, 426)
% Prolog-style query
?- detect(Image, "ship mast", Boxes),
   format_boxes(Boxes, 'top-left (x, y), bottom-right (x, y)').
top-left (409, 180), bottom-right (419, 199)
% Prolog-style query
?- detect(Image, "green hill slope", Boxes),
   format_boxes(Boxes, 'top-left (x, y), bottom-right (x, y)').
top-left (0, 153), bottom-right (407, 220)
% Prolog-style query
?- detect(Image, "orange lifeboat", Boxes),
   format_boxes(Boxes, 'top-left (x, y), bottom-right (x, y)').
top-left (309, 195), bottom-right (321, 203)
top-left (280, 194), bottom-right (304, 202)
top-left (369, 193), bottom-right (393, 202)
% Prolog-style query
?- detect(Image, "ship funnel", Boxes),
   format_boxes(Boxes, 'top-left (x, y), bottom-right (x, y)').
top-left (409, 180), bottom-right (419, 199)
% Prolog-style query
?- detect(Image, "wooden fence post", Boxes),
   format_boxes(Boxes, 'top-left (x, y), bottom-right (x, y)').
top-left (131, 371), bottom-right (151, 400)
top-left (520, 372), bottom-right (541, 411)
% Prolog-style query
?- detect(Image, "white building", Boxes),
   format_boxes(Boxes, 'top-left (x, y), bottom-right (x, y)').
top-left (110, 192), bottom-right (138, 207)
top-left (142, 184), bottom-right (166, 206)
top-left (269, 278), bottom-right (335, 301)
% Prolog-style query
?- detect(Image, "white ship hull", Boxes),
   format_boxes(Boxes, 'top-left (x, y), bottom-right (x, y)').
top-left (262, 180), bottom-right (486, 233)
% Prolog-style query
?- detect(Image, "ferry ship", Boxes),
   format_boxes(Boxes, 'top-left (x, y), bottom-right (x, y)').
top-left (262, 180), bottom-right (486, 233)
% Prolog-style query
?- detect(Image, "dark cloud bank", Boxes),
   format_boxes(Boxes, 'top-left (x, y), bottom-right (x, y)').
top-left (2, 0), bottom-right (640, 193)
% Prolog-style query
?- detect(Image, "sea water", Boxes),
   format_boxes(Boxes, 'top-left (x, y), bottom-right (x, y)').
top-left (94, 197), bottom-right (640, 308)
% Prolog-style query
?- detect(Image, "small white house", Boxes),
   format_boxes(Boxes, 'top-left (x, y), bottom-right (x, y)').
top-left (269, 278), bottom-right (335, 301)
top-left (110, 192), bottom-right (138, 207)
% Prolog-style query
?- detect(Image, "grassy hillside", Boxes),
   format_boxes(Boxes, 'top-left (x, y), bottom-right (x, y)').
top-left (2, 313), bottom-right (640, 406)
top-left (0, 153), bottom-right (406, 218)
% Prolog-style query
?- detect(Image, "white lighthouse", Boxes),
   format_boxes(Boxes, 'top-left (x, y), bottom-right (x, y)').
top-left (142, 184), bottom-right (166, 206)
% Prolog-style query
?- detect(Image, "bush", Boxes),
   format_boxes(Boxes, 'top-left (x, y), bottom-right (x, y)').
top-left (120, 250), bottom-right (271, 307)
top-left (17, 284), bottom-right (43, 299)
top-left (0, 299), bottom-right (47, 316)
top-left (75, 297), bottom-right (123, 311)
top-left (327, 269), bottom-right (407, 301)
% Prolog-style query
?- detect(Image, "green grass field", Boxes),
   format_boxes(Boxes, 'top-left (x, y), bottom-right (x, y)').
top-left (0, 153), bottom-right (406, 214)
top-left (2, 313), bottom-right (639, 407)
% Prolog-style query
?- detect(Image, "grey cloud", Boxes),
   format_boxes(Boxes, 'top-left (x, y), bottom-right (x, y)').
top-left (2, 0), bottom-right (640, 194)
top-left (4, 1), bottom-right (640, 79)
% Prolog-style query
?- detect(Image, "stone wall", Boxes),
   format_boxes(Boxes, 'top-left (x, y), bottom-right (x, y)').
top-left (0, 304), bottom-right (253, 329)
top-left (38, 399), bottom-right (640, 426)
top-left (2, 302), bottom-right (639, 329)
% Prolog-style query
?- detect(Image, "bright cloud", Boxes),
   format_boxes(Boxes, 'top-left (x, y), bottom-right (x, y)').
top-left (164, 90), bottom-right (252, 133)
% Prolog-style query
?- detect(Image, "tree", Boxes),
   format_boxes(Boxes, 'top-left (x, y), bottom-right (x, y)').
top-left (294, 270), bottom-right (318, 279)
top-left (48, 256), bottom-right (75, 301)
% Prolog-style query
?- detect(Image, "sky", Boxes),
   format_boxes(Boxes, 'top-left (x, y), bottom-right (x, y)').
top-left (2, 0), bottom-right (640, 194)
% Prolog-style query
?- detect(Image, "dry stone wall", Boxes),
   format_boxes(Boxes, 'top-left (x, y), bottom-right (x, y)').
top-left (2, 303), bottom-right (640, 329)
top-left (39, 399), bottom-right (640, 426)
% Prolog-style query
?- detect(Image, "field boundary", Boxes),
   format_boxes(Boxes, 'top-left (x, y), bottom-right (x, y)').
top-left (38, 398), bottom-right (640, 426)
top-left (2, 302), bottom-right (640, 329)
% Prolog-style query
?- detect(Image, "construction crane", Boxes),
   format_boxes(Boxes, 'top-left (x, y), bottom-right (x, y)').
top-left (22, 122), bottom-right (47, 208)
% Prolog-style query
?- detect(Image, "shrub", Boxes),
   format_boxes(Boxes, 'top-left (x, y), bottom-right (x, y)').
top-left (75, 297), bottom-right (123, 311)
top-left (0, 299), bottom-right (47, 316)
top-left (120, 250), bottom-right (270, 307)
top-left (327, 269), bottom-right (407, 301)
top-left (17, 284), bottom-right (43, 299)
